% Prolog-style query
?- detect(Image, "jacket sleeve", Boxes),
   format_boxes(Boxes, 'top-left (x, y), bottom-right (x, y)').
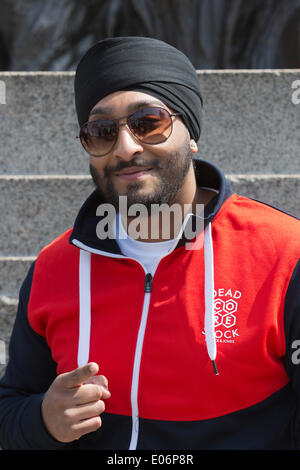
top-left (0, 262), bottom-right (76, 450)
top-left (284, 258), bottom-right (300, 448)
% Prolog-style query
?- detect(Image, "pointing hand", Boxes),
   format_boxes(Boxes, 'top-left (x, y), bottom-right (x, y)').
top-left (41, 362), bottom-right (110, 443)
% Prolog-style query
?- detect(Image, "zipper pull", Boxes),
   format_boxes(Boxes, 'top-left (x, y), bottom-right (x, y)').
top-left (144, 273), bottom-right (153, 293)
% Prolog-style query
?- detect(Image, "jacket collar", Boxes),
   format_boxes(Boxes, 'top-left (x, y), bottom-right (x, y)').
top-left (69, 158), bottom-right (233, 255)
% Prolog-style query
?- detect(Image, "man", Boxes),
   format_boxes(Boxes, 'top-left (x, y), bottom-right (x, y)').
top-left (0, 36), bottom-right (300, 450)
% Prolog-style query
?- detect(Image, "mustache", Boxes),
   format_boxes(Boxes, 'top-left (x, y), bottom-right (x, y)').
top-left (103, 158), bottom-right (165, 176)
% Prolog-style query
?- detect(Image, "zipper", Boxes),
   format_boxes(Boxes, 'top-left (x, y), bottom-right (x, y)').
top-left (144, 273), bottom-right (153, 293)
top-left (129, 272), bottom-right (153, 450)
top-left (72, 239), bottom-right (175, 449)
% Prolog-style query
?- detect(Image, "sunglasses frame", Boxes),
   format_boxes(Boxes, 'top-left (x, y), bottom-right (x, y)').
top-left (77, 106), bottom-right (181, 157)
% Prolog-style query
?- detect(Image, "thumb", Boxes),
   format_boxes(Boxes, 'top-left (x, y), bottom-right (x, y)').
top-left (60, 362), bottom-right (99, 388)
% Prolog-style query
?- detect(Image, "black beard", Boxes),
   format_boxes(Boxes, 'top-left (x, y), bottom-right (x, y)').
top-left (89, 142), bottom-right (193, 213)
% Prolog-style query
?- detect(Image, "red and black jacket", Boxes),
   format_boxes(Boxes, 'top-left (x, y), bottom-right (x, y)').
top-left (1, 159), bottom-right (300, 450)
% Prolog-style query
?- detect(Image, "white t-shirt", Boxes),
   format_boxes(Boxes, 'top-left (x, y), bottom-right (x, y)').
top-left (115, 213), bottom-right (176, 274)
top-left (115, 187), bottom-right (219, 273)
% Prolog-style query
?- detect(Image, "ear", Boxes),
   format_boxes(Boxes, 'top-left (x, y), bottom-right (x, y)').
top-left (190, 139), bottom-right (198, 153)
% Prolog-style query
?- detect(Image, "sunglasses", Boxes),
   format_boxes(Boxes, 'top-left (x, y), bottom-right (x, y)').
top-left (78, 107), bottom-right (181, 157)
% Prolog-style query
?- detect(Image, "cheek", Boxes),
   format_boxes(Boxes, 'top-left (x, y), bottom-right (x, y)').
top-left (148, 137), bottom-right (190, 164)
top-left (165, 125), bottom-right (190, 156)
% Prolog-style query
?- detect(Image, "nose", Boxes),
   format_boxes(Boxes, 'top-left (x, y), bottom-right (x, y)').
top-left (111, 122), bottom-right (144, 161)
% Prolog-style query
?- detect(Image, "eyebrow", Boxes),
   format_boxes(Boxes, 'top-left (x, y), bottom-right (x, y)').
top-left (89, 99), bottom-right (165, 118)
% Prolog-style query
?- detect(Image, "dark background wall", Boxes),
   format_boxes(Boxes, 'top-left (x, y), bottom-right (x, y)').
top-left (0, 0), bottom-right (299, 71)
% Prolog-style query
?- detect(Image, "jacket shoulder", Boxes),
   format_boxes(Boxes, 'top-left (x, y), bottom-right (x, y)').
top-left (39, 228), bottom-right (74, 255)
top-left (32, 228), bottom-right (79, 287)
top-left (227, 193), bottom-right (300, 227)
top-left (220, 194), bottom-right (300, 256)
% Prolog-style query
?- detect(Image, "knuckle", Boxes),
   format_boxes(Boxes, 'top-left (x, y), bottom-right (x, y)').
top-left (99, 374), bottom-right (109, 388)
top-left (63, 408), bottom-right (75, 423)
top-left (71, 417), bottom-right (102, 440)
top-left (90, 416), bottom-right (102, 432)
top-left (92, 385), bottom-right (102, 401)
top-left (97, 399), bottom-right (105, 414)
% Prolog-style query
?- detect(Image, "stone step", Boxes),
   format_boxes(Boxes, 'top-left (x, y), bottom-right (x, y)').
top-left (0, 295), bottom-right (18, 377)
top-left (1, 174), bottom-right (299, 258)
top-left (229, 174), bottom-right (300, 219)
top-left (0, 70), bottom-right (299, 175)
top-left (0, 175), bottom-right (94, 257)
top-left (0, 256), bottom-right (35, 297)
top-left (0, 295), bottom-right (18, 338)
top-left (199, 70), bottom-right (300, 175)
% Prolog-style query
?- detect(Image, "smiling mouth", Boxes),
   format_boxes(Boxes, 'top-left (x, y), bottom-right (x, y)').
top-left (114, 167), bottom-right (154, 180)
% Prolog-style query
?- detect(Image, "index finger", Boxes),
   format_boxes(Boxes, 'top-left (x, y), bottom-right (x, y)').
top-left (59, 362), bottom-right (99, 388)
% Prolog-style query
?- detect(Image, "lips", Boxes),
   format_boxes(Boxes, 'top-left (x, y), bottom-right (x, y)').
top-left (114, 166), bottom-right (153, 181)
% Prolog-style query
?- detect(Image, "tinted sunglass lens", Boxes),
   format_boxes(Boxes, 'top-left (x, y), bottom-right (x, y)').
top-left (129, 108), bottom-right (172, 144)
top-left (80, 121), bottom-right (117, 156)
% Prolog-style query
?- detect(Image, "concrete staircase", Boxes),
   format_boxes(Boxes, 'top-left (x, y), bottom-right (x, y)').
top-left (0, 70), bottom-right (300, 376)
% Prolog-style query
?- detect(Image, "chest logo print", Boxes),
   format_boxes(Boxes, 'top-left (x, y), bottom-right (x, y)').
top-left (203, 288), bottom-right (241, 343)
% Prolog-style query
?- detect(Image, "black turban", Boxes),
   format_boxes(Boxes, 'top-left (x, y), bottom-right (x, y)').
top-left (74, 36), bottom-right (203, 141)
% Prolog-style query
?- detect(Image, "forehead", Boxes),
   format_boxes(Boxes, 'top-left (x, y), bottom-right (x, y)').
top-left (89, 90), bottom-right (173, 117)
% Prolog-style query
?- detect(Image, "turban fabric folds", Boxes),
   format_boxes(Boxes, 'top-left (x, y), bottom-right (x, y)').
top-left (74, 36), bottom-right (203, 141)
